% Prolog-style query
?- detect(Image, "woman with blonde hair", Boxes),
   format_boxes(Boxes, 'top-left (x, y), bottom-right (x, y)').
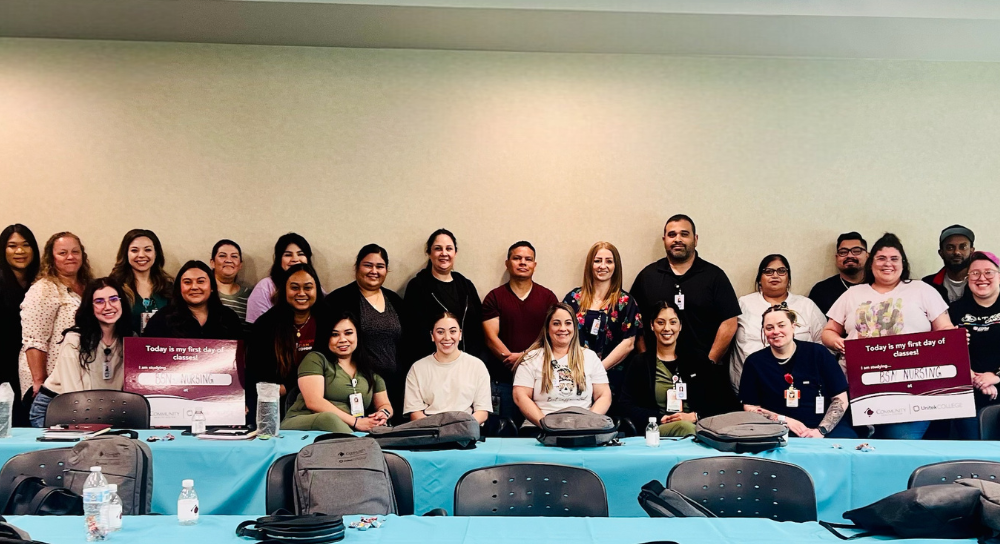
top-left (108, 229), bottom-right (173, 333)
top-left (513, 302), bottom-right (611, 436)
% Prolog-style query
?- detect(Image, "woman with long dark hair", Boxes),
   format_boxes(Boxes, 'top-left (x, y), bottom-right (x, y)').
top-left (0, 224), bottom-right (40, 425)
top-left (246, 233), bottom-right (313, 324)
top-left (108, 229), bottom-right (173, 334)
top-left (28, 277), bottom-right (134, 427)
top-left (142, 260), bottom-right (242, 339)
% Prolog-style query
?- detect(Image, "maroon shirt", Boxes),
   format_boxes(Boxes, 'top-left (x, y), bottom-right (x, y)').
top-left (482, 283), bottom-right (558, 382)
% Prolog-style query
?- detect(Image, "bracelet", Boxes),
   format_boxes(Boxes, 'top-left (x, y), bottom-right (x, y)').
top-left (380, 408), bottom-right (391, 418)
top-left (353, 417), bottom-right (359, 429)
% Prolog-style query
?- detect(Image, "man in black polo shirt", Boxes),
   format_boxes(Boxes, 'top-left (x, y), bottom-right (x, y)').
top-left (808, 232), bottom-right (868, 315)
top-left (630, 214), bottom-right (740, 365)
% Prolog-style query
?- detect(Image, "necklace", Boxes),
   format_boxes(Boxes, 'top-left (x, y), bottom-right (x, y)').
top-left (294, 320), bottom-right (308, 338)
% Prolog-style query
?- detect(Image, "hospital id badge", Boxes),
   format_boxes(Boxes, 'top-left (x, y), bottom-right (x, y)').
top-left (349, 393), bottom-right (364, 417)
top-left (666, 389), bottom-right (682, 413)
top-left (103, 360), bottom-right (111, 380)
top-left (674, 293), bottom-right (685, 310)
top-left (815, 396), bottom-right (825, 414)
top-left (140, 311), bottom-right (156, 333)
top-left (675, 381), bottom-right (687, 400)
top-left (589, 318), bottom-right (601, 336)
top-left (785, 387), bottom-right (800, 408)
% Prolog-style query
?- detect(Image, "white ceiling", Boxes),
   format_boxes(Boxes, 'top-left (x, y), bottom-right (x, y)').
top-left (4, 0), bottom-right (1000, 60)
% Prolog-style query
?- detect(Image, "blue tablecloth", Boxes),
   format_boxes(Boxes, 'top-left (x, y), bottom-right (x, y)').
top-left (3, 515), bottom-right (976, 544)
top-left (2, 429), bottom-right (1000, 519)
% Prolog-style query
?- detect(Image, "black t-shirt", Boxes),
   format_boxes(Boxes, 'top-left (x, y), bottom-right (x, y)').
top-left (738, 340), bottom-right (849, 428)
top-left (949, 296), bottom-right (1000, 374)
top-left (629, 255), bottom-right (740, 357)
top-left (809, 274), bottom-right (860, 316)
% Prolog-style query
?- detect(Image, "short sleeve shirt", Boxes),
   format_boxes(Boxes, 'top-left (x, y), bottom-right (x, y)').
top-left (950, 296), bottom-right (1000, 374)
top-left (827, 281), bottom-right (950, 340)
top-left (513, 348), bottom-right (608, 416)
top-left (482, 283), bottom-right (558, 381)
top-left (285, 351), bottom-right (386, 419)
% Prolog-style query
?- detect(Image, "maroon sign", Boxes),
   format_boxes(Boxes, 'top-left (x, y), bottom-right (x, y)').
top-left (844, 329), bottom-right (974, 425)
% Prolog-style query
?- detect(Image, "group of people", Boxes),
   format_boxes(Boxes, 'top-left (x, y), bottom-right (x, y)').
top-left (1, 217), bottom-right (995, 440)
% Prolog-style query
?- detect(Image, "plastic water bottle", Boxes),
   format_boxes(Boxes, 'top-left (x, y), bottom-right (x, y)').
top-left (83, 466), bottom-right (109, 541)
top-left (107, 484), bottom-right (122, 532)
top-left (0, 382), bottom-right (14, 438)
top-left (191, 409), bottom-right (207, 435)
top-left (177, 479), bottom-right (199, 525)
top-left (645, 417), bottom-right (661, 447)
top-left (256, 382), bottom-right (280, 439)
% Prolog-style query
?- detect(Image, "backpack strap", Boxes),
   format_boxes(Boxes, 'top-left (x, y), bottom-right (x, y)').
top-left (312, 433), bottom-right (356, 444)
top-left (819, 521), bottom-right (874, 540)
top-left (3, 476), bottom-right (38, 515)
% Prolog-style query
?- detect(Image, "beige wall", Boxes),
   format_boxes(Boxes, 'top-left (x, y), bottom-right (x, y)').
top-left (1, 38), bottom-right (998, 303)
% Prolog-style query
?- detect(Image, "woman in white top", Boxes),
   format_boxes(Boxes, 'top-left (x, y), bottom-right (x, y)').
top-left (513, 302), bottom-right (611, 435)
top-left (19, 232), bottom-right (94, 406)
top-left (730, 254), bottom-right (826, 392)
top-left (246, 233), bottom-right (313, 323)
top-left (29, 277), bottom-right (133, 427)
top-left (823, 233), bottom-right (953, 440)
top-left (404, 312), bottom-right (492, 424)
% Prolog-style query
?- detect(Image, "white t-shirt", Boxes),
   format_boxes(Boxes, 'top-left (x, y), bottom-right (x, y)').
top-left (403, 352), bottom-right (492, 416)
top-left (512, 348), bottom-right (608, 416)
top-left (827, 281), bottom-right (950, 340)
top-left (729, 292), bottom-right (826, 393)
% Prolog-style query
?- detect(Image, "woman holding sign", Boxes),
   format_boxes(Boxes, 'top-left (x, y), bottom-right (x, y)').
top-left (823, 233), bottom-right (952, 439)
top-left (741, 304), bottom-right (854, 438)
top-left (282, 312), bottom-right (392, 432)
top-left (142, 261), bottom-right (242, 340)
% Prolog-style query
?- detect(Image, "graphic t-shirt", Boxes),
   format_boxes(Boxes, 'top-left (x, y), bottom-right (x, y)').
top-left (950, 296), bottom-right (1000, 374)
top-left (827, 281), bottom-right (950, 340)
top-left (513, 348), bottom-right (608, 416)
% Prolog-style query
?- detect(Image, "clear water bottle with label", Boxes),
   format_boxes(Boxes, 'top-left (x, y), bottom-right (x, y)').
top-left (107, 484), bottom-right (122, 532)
top-left (645, 417), bottom-right (661, 447)
top-left (178, 479), bottom-right (199, 525)
top-left (83, 466), bottom-right (109, 541)
top-left (191, 408), bottom-right (207, 435)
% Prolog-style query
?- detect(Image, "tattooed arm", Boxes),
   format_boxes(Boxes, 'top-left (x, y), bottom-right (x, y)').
top-left (818, 392), bottom-right (848, 434)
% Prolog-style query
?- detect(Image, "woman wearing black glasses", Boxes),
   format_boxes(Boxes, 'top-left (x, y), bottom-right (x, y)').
top-left (729, 254), bottom-right (826, 393)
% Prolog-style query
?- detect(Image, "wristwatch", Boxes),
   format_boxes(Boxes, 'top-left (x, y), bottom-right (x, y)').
top-left (777, 415), bottom-right (786, 424)
top-left (818, 426), bottom-right (829, 436)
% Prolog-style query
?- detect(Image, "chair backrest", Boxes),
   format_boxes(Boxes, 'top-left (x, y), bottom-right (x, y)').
top-left (981, 405), bottom-right (1000, 440)
top-left (454, 463), bottom-right (608, 517)
top-left (0, 448), bottom-right (73, 509)
top-left (44, 390), bottom-right (151, 429)
top-left (908, 460), bottom-right (1000, 488)
top-left (266, 450), bottom-right (414, 515)
top-left (666, 457), bottom-right (817, 522)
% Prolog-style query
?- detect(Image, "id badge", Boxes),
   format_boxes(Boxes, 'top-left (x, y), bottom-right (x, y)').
top-left (103, 360), bottom-right (111, 380)
top-left (666, 389), bottom-right (683, 413)
top-left (349, 393), bottom-right (364, 417)
top-left (675, 381), bottom-right (688, 400)
top-left (589, 318), bottom-right (601, 336)
top-left (815, 396), bottom-right (825, 414)
top-left (785, 387), bottom-right (800, 408)
top-left (140, 311), bottom-right (156, 333)
top-left (674, 293), bottom-right (685, 310)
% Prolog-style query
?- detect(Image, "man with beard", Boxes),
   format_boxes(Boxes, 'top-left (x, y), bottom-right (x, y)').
top-left (923, 225), bottom-right (975, 303)
top-left (808, 232), bottom-right (868, 315)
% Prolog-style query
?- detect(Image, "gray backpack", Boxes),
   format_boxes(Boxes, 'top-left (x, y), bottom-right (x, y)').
top-left (63, 432), bottom-right (153, 515)
top-left (536, 407), bottom-right (618, 447)
top-left (694, 412), bottom-right (787, 453)
top-left (294, 435), bottom-right (396, 516)
top-left (369, 411), bottom-right (480, 450)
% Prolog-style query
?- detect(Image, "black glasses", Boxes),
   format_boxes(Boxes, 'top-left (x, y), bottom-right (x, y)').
top-left (762, 267), bottom-right (788, 276)
top-left (761, 301), bottom-right (789, 316)
top-left (837, 247), bottom-right (866, 257)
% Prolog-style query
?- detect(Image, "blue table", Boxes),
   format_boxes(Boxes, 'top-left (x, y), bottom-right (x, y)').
top-left (2, 429), bottom-right (999, 520)
top-left (3, 515), bottom-right (976, 544)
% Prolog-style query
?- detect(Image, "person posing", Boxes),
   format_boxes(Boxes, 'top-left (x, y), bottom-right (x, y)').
top-left (246, 263), bottom-right (328, 424)
top-left (0, 225), bottom-right (39, 426)
top-left (325, 244), bottom-right (406, 422)
top-left (742, 305), bottom-right (854, 438)
top-left (483, 241), bottom-right (558, 422)
top-left (512, 303), bottom-right (611, 435)
top-left (923, 225), bottom-right (975, 303)
top-left (563, 242), bottom-right (641, 392)
top-left (730, 255), bottom-right (826, 393)
top-left (620, 301), bottom-right (728, 437)
top-left (823, 233), bottom-right (953, 439)
top-left (109, 229), bottom-right (172, 334)
top-left (403, 229), bottom-right (485, 361)
top-left (29, 278), bottom-right (134, 427)
top-left (808, 232), bottom-right (868, 315)
top-left (404, 313), bottom-right (492, 424)
top-left (948, 251), bottom-right (1000, 439)
top-left (282, 312), bottom-right (392, 433)
top-left (19, 232), bottom-right (93, 408)
top-left (246, 233), bottom-right (313, 324)
top-left (210, 239), bottom-right (252, 323)
top-left (142, 261), bottom-right (242, 340)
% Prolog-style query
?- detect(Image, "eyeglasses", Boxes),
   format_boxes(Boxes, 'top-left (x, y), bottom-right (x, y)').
top-left (837, 247), bottom-right (867, 257)
top-left (93, 296), bottom-right (121, 307)
top-left (761, 301), bottom-right (789, 316)
top-left (762, 267), bottom-right (789, 276)
top-left (969, 270), bottom-right (999, 280)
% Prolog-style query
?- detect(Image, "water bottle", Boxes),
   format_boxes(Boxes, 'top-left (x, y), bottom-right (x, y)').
top-left (0, 382), bottom-right (14, 438)
top-left (256, 383), bottom-right (280, 439)
top-left (177, 479), bottom-right (199, 525)
top-left (645, 417), bottom-right (661, 447)
top-left (107, 484), bottom-right (122, 532)
top-left (191, 409), bottom-right (207, 435)
top-left (83, 466), bottom-right (109, 541)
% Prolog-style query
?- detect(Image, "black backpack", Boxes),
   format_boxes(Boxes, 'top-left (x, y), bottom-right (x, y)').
top-left (536, 407), bottom-right (619, 448)
top-left (369, 412), bottom-right (480, 450)
top-left (236, 514), bottom-right (345, 544)
top-left (693, 412), bottom-right (787, 453)
top-left (1, 476), bottom-right (82, 516)
top-left (637, 480), bottom-right (716, 518)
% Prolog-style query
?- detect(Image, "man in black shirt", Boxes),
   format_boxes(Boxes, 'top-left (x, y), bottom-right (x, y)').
top-left (630, 214), bottom-right (740, 365)
top-left (808, 232), bottom-right (868, 315)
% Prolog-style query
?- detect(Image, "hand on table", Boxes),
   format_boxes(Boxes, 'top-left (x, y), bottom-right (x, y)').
top-left (660, 412), bottom-right (697, 425)
top-left (353, 416), bottom-right (381, 432)
top-left (785, 417), bottom-right (809, 437)
top-left (798, 428), bottom-right (824, 438)
top-left (369, 411), bottom-right (389, 426)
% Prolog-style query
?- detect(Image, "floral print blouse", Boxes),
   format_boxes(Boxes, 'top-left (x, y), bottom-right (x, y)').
top-left (562, 288), bottom-right (642, 363)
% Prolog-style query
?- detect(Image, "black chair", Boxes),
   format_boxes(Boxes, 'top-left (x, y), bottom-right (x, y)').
top-left (981, 405), bottom-right (1000, 440)
top-left (666, 457), bottom-right (817, 522)
top-left (44, 390), bottom-right (150, 429)
top-left (0, 448), bottom-right (73, 509)
top-left (453, 463), bottom-right (608, 517)
top-left (481, 414), bottom-right (518, 438)
top-left (265, 451), bottom-right (414, 515)
top-left (908, 460), bottom-right (1000, 488)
